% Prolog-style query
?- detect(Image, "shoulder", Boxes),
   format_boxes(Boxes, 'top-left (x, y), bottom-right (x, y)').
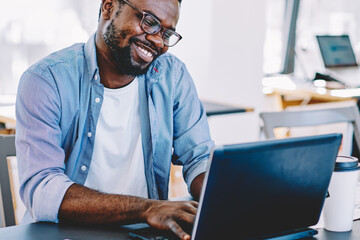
top-left (150, 52), bottom-right (189, 84)
top-left (155, 52), bottom-right (185, 70)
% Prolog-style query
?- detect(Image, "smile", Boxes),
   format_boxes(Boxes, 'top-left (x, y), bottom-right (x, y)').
top-left (133, 43), bottom-right (156, 63)
top-left (137, 45), bottom-right (153, 58)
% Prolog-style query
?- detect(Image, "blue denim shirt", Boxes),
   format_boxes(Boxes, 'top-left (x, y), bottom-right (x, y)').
top-left (15, 34), bottom-right (214, 223)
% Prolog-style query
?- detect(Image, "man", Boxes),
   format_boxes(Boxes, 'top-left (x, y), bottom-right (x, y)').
top-left (15, 0), bottom-right (213, 239)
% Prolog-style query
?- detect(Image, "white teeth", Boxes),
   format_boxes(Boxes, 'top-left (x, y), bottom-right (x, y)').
top-left (138, 46), bottom-right (153, 58)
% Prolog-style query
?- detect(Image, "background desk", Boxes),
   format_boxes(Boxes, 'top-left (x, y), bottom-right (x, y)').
top-left (0, 114), bottom-right (16, 134)
top-left (1, 221), bottom-right (360, 240)
top-left (0, 94), bottom-right (16, 134)
top-left (262, 76), bottom-right (358, 110)
top-left (0, 94), bottom-right (16, 107)
top-left (202, 100), bottom-right (253, 117)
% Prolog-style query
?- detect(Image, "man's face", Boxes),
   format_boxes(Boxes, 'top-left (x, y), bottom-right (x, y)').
top-left (103, 0), bottom-right (180, 76)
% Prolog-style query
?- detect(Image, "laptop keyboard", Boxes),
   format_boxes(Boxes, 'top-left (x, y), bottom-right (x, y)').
top-left (129, 226), bottom-right (181, 240)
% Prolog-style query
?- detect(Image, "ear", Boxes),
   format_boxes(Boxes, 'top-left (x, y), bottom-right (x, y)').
top-left (101, 0), bottom-right (115, 20)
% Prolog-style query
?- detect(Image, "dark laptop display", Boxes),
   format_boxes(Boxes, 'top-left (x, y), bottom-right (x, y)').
top-left (316, 35), bottom-right (358, 68)
top-left (130, 134), bottom-right (342, 240)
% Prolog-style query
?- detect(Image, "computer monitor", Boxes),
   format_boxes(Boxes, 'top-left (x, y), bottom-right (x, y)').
top-left (316, 35), bottom-right (358, 68)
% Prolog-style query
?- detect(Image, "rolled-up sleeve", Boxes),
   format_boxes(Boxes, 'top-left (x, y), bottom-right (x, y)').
top-left (171, 62), bottom-right (215, 191)
top-left (16, 69), bottom-right (74, 222)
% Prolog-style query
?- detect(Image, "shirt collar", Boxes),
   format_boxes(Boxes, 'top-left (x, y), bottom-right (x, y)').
top-left (84, 33), bottom-right (99, 82)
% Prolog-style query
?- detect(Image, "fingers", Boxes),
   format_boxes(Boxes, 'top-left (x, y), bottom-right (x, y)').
top-left (168, 201), bottom-right (198, 222)
top-left (177, 212), bottom-right (196, 224)
top-left (175, 201), bottom-right (198, 215)
top-left (183, 200), bottom-right (198, 208)
top-left (188, 201), bottom-right (199, 208)
top-left (184, 206), bottom-right (197, 217)
top-left (188, 200), bottom-right (198, 208)
top-left (166, 219), bottom-right (191, 240)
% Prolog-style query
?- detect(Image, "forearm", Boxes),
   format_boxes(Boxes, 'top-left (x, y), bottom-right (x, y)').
top-left (59, 184), bottom-right (198, 240)
top-left (190, 173), bottom-right (205, 201)
top-left (58, 184), bottom-right (153, 224)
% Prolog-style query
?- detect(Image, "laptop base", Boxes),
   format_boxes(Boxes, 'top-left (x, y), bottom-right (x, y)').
top-left (129, 226), bottom-right (318, 240)
top-left (263, 228), bottom-right (318, 240)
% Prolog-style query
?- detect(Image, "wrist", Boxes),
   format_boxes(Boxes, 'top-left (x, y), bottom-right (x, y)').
top-left (141, 198), bottom-right (158, 222)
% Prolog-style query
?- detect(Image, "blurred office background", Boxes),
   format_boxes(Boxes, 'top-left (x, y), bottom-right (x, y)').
top-left (2, 0), bottom-right (360, 142)
top-left (2, 0), bottom-right (360, 223)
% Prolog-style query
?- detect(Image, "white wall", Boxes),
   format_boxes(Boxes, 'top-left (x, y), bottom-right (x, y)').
top-left (169, 0), bottom-right (214, 97)
top-left (170, 0), bottom-right (267, 145)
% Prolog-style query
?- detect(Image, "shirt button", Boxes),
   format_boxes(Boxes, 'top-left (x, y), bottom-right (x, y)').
top-left (81, 165), bottom-right (87, 171)
top-left (95, 97), bottom-right (100, 103)
top-left (87, 132), bottom-right (92, 138)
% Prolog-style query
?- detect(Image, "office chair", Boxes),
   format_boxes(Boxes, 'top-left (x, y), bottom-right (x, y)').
top-left (259, 105), bottom-right (360, 154)
top-left (0, 135), bottom-right (16, 227)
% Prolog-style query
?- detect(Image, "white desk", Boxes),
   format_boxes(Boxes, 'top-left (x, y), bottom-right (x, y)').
top-left (0, 94), bottom-right (16, 132)
top-left (262, 75), bottom-right (359, 109)
top-left (0, 94), bottom-right (16, 107)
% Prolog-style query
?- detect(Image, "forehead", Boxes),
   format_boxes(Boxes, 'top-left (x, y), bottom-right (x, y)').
top-left (129, 0), bottom-right (180, 28)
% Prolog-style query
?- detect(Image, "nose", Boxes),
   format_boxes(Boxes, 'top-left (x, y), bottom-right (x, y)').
top-left (145, 32), bottom-right (164, 50)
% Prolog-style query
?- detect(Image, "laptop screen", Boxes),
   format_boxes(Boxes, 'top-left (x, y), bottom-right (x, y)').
top-left (316, 35), bottom-right (358, 68)
top-left (193, 134), bottom-right (342, 240)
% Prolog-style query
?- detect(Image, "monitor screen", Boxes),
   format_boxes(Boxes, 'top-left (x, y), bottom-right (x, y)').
top-left (316, 35), bottom-right (358, 68)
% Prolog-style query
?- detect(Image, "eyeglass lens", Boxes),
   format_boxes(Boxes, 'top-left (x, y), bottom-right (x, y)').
top-left (141, 14), bottom-right (180, 47)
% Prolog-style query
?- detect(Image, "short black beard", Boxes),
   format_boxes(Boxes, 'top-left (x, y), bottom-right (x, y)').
top-left (103, 20), bottom-right (153, 76)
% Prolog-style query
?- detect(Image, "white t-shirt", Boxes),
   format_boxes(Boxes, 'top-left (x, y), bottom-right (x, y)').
top-left (84, 77), bottom-right (148, 198)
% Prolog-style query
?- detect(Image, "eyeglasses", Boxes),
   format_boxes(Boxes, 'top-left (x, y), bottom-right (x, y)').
top-left (121, 0), bottom-right (182, 47)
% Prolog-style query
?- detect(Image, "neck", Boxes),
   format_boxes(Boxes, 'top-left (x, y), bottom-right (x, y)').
top-left (95, 31), bottom-right (135, 89)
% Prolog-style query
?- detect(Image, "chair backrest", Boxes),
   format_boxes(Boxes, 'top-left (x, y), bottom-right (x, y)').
top-left (0, 135), bottom-right (16, 227)
top-left (259, 105), bottom-right (360, 153)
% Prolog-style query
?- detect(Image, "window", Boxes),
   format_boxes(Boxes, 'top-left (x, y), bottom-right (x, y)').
top-left (0, 0), bottom-right (99, 94)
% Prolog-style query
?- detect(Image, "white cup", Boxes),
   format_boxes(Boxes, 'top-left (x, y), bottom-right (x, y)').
top-left (323, 156), bottom-right (359, 232)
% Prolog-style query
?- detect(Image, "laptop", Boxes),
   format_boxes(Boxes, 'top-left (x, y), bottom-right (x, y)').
top-left (129, 133), bottom-right (342, 240)
top-left (316, 35), bottom-right (360, 86)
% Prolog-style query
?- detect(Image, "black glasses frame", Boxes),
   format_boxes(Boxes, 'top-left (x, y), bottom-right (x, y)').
top-left (121, 0), bottom-right (182, 47)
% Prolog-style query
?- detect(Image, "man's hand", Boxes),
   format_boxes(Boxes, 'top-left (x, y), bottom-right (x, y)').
top-left (144, 200), bottom-right (198, 240)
